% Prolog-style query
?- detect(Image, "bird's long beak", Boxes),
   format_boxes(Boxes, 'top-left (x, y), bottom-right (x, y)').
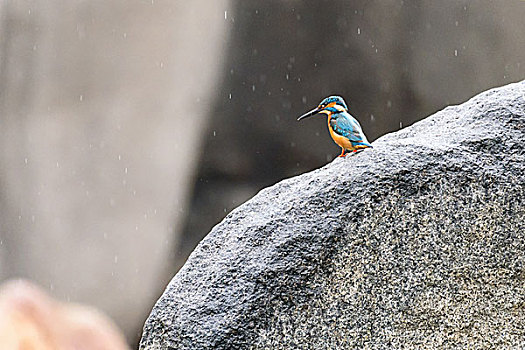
top-left (297, 107), bottom-right (322, 121)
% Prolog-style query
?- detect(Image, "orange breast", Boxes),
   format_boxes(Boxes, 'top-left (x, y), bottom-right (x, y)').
top-left (328, 117), bottom-right (355, 150)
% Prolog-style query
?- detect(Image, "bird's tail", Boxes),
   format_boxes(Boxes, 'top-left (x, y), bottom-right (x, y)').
top-left (354, 141), bottom-right (373, 150)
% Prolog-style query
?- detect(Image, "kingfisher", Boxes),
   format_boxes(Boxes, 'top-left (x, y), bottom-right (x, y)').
top-left (297, 96), bottom-right (372, 157)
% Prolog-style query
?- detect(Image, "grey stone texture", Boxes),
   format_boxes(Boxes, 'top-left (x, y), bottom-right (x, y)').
top-left (141, 80), bottom-right (525, 349)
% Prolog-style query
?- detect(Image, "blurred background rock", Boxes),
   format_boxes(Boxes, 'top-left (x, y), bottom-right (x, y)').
top-left (0, 0), bottom-right (229, 345)
top-left (0, 0), bottom-right (524, 347)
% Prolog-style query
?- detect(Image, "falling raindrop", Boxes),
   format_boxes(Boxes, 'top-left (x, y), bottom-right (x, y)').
top-left (454, 49), bottom-right (458, 56)
top-left (357, 27), bottom-right (361, 35)
top-left (399, 121), bottom-right (403, 128)
top-left (224, 10), bottom-right (227, 19)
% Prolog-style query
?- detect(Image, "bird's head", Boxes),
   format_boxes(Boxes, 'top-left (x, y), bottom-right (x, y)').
top-left (297, 96), bottom-right (348, 121)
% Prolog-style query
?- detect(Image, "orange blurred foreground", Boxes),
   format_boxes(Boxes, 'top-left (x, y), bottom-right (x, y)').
top-left (0, 279), bottom-right (130, 350)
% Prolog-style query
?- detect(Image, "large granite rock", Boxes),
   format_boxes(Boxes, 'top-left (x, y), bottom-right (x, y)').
top-left (140, 81), bottom-right (525, 349)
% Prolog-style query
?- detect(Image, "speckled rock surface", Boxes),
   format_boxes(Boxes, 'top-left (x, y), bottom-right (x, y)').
top-left (140, 81), bottom-right (525, 349)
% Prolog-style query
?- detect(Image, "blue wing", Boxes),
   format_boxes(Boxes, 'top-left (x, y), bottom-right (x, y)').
top-left (330, 112), bottom-right (371, 146)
